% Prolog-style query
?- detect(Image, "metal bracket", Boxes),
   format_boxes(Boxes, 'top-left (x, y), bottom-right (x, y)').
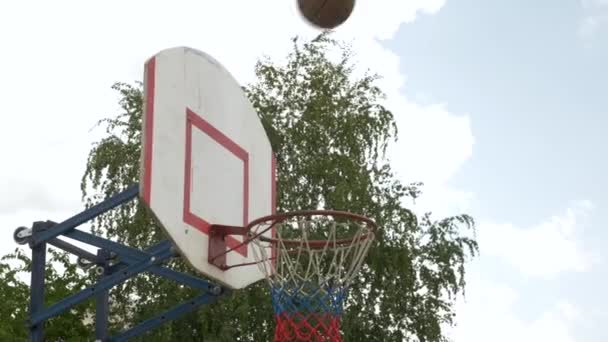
top-left (208, 224), bottom-right (248, 270)
top-left (16, 184), bottom-right (227, 341)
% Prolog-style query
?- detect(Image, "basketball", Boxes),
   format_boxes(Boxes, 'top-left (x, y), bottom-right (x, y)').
top-left (297, 0), bottom-right (356, 29)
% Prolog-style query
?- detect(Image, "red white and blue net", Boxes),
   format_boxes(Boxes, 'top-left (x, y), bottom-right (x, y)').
top-left (249, 211), bottom-right (375, 342)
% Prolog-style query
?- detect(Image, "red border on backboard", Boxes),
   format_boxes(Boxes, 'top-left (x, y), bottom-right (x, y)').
top-left (183, 108), bottom-right (249, 257)
top-left (271, 154), bottom-right (277, 267)
top-left (142, 57), bottom-right (156, 205)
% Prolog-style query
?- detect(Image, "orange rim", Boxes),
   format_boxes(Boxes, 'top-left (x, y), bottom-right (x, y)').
top-left (246, 210), bottom-right (377, 248)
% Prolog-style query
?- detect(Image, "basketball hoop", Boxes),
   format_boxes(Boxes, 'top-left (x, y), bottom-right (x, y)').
top-left (248, 210), bottom-right (376, 342)
top-left (206, 210), bottom-right (376, 341)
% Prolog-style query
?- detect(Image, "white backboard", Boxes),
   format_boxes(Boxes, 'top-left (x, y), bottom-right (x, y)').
top-left (140, 47), bottom-right (276, 289)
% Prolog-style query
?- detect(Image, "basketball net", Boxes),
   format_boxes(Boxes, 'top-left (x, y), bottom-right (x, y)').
top-left (250, 211), bottom-right (375, 342)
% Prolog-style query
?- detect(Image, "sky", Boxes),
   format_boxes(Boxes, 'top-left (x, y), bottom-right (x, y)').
top-left (0, 0), bottom-right (605, 341)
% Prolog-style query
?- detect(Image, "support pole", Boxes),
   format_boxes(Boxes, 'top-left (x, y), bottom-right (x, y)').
top-left (95, 249), bottom-right (110, 341)
top-left (29, 222), bottom-right (47, 342)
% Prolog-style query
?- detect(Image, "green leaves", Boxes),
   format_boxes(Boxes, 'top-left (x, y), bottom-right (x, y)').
top-left (0, 250), bottom-right (30, 341)
top-left (0, 248), bottom-right (96, 341)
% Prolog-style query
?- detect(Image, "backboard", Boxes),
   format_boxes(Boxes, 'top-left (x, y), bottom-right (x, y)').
top-left (140, 47), bottom-right (276, 289)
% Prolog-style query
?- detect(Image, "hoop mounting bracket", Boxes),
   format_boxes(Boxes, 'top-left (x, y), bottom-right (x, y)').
top-left (208, 224), bottom-right (248, 270)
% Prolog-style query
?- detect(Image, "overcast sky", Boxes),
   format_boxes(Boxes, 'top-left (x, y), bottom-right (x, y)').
top-left (0, 0), bottom-right (605, 341)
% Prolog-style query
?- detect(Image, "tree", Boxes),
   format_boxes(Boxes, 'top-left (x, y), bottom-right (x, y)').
top-left (0, 248), bottom-right (95, 340)
top-left (0, 32), bottom-right (477, 341)
top-left (244, 34), bottom-right (478, 341)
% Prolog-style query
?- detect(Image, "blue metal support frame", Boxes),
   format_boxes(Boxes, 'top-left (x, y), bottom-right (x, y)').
top-left (29, 222), bottom-right (48, 342)
top-left (30, 184), bottom-right (139, 246)
top-left (17, 184), bottom-right (227, 341)
top-left (95, 249), bottom-right (110, 341)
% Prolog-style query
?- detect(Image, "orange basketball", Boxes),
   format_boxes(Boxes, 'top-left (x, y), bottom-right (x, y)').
top-left (297, 0), bottom-right (356, 29)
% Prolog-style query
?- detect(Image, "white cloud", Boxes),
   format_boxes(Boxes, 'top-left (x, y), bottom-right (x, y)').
top-left (392, 103), bottom-right (474, 186)
top-left (448, 200), bottom-right (598, 342)
top-left (344, 0), bottom-right (445, 35)
top-left (579, 0), bottom-right (608, 40)
top-left (479, 200), bottom-right (596, 277)
top-left (449, 271), bottom-right (581, 342)
top-left (387, 100), bottom-right (475, 217)
top-left (581, 0), bottom-right (608, 9)
top-left (579, 15), bottom-right (603, 39)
